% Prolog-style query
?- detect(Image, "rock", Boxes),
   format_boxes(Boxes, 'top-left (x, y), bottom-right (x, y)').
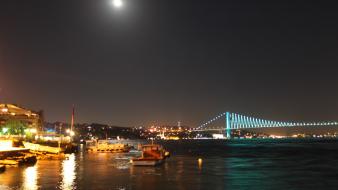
top-left (0, 165), bottom-right (5, 173)
top-left (23, 155), bottom-right (37, 165)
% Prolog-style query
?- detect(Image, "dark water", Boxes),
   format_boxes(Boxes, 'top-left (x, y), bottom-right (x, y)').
top-left (1, 139), bottom-right (338, 190)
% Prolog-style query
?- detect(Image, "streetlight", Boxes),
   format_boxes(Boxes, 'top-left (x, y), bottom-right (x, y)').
top-left (66, 129), bottom-right (74, 136)
top-left (70, 131), bottom-right (75, 137)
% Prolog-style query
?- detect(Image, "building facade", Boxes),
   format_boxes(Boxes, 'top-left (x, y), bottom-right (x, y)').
top-left (0, 104), bottom-right (43, 130)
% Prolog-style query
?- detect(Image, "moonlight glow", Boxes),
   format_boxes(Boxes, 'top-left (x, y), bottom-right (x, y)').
top-left (113, 0), bottom-right (123, 8)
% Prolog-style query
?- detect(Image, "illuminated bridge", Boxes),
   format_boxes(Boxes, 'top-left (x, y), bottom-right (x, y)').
top-left (196, 112), bottom-right (338, 138)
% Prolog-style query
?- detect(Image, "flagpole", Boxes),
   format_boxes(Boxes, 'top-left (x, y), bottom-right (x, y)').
top-left (70, 105), bottom-right (75, 141)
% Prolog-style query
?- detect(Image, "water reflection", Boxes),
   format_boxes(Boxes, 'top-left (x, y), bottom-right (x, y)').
top-left (23, 165), bottom-right (38, 190)
top-left (2, 140), bottom-right (338, 189)
top-left (60, 154), bottom-right (76, 190)
top-left (197, 158), bottom-right (202, 170)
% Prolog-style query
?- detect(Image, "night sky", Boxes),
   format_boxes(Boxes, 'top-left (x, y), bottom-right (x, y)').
top-left (1, 0), bottom-right (338, 128)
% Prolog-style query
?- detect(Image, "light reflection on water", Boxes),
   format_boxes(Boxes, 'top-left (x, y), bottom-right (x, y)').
top-left (1, 140), bottom-right (338, 189)
top-left (22, 165), bottom-right (38, 190)
top-left (60, 154), bottom-right (76, 190)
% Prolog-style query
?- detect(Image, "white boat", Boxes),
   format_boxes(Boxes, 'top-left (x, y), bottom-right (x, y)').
top-left (23, 142), bottom-right (62, 154)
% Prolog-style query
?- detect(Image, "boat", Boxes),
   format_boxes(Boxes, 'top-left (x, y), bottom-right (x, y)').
top-left (131, 144), bottom-right (170, 166)
top-left (23, 142), bottom-right (63, 154)
top-left (86, 140), bottom-right (131, 153)
top-left (0, 155), bottom-right (37, 166)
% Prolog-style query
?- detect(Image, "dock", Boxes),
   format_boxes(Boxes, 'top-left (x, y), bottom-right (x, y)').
top-left (0, 148), bottom-right (30, 153)
top-left (0, 148), bottom-right (37, 166)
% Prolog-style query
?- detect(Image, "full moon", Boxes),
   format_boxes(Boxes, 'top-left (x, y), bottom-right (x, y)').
top-left (113, 0), bottom-right (123, 8)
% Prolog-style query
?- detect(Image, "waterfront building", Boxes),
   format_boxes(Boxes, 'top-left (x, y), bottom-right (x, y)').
top-left (0, 104), bottom-right (43, 130)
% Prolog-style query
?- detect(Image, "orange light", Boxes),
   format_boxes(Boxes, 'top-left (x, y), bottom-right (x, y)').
top-left (1, 107), bottom-right (8, 113)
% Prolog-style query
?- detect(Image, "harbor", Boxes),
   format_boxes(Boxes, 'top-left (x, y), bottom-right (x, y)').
top-left (2, 0), bottom-right (338, 188)
top-left (2, 139), bottom-right (338, 189)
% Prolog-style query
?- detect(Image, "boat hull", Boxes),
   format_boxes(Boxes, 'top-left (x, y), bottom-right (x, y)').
top-left (23, 142), bottom-right (62, 154)
top-left (132, 159), bottom-right (164, 166)
top-left (86, 141), bottom-right (131, 153)
top-left (87, 148), bottom-right (130, 153)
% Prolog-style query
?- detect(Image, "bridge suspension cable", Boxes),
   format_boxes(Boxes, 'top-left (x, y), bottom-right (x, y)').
top-left (196, 112), bottom-right (338, 137)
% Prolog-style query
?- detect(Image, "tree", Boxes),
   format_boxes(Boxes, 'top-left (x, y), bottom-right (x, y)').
top-left (1, 120), bottom-right (28, 135)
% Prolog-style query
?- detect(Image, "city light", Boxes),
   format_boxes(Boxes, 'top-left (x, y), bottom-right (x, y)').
top-left (0, 140), bottom-right (13, 151)
top-left (2, 128), bottom-right (8, 134)
top-left (30, 128), bottom-right (37, 134)
top-left (70, 131), bottom-right (75, 136)
top-left (1, 107), bottom-right (8, 113)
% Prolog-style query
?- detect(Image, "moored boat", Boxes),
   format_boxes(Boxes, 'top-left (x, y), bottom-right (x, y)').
top-left (86, 140), bottom-right (131, 153)
top-left (131, 144), bottom-right (169, 166)
top-left (23, 142), bottom-right (62, 154)
top-left (131, 157), bottom-right (164, 166)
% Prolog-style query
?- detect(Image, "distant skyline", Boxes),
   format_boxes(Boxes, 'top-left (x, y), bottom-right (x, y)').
top-left (1, 0), bottom-right (338, 128)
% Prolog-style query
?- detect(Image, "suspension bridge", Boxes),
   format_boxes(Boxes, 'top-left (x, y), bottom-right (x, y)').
top-left (196, 112), bottom-right (338, 138)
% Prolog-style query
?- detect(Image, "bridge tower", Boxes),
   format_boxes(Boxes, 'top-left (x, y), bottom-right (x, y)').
top-left (226, 112), bottom-right (231, 139)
